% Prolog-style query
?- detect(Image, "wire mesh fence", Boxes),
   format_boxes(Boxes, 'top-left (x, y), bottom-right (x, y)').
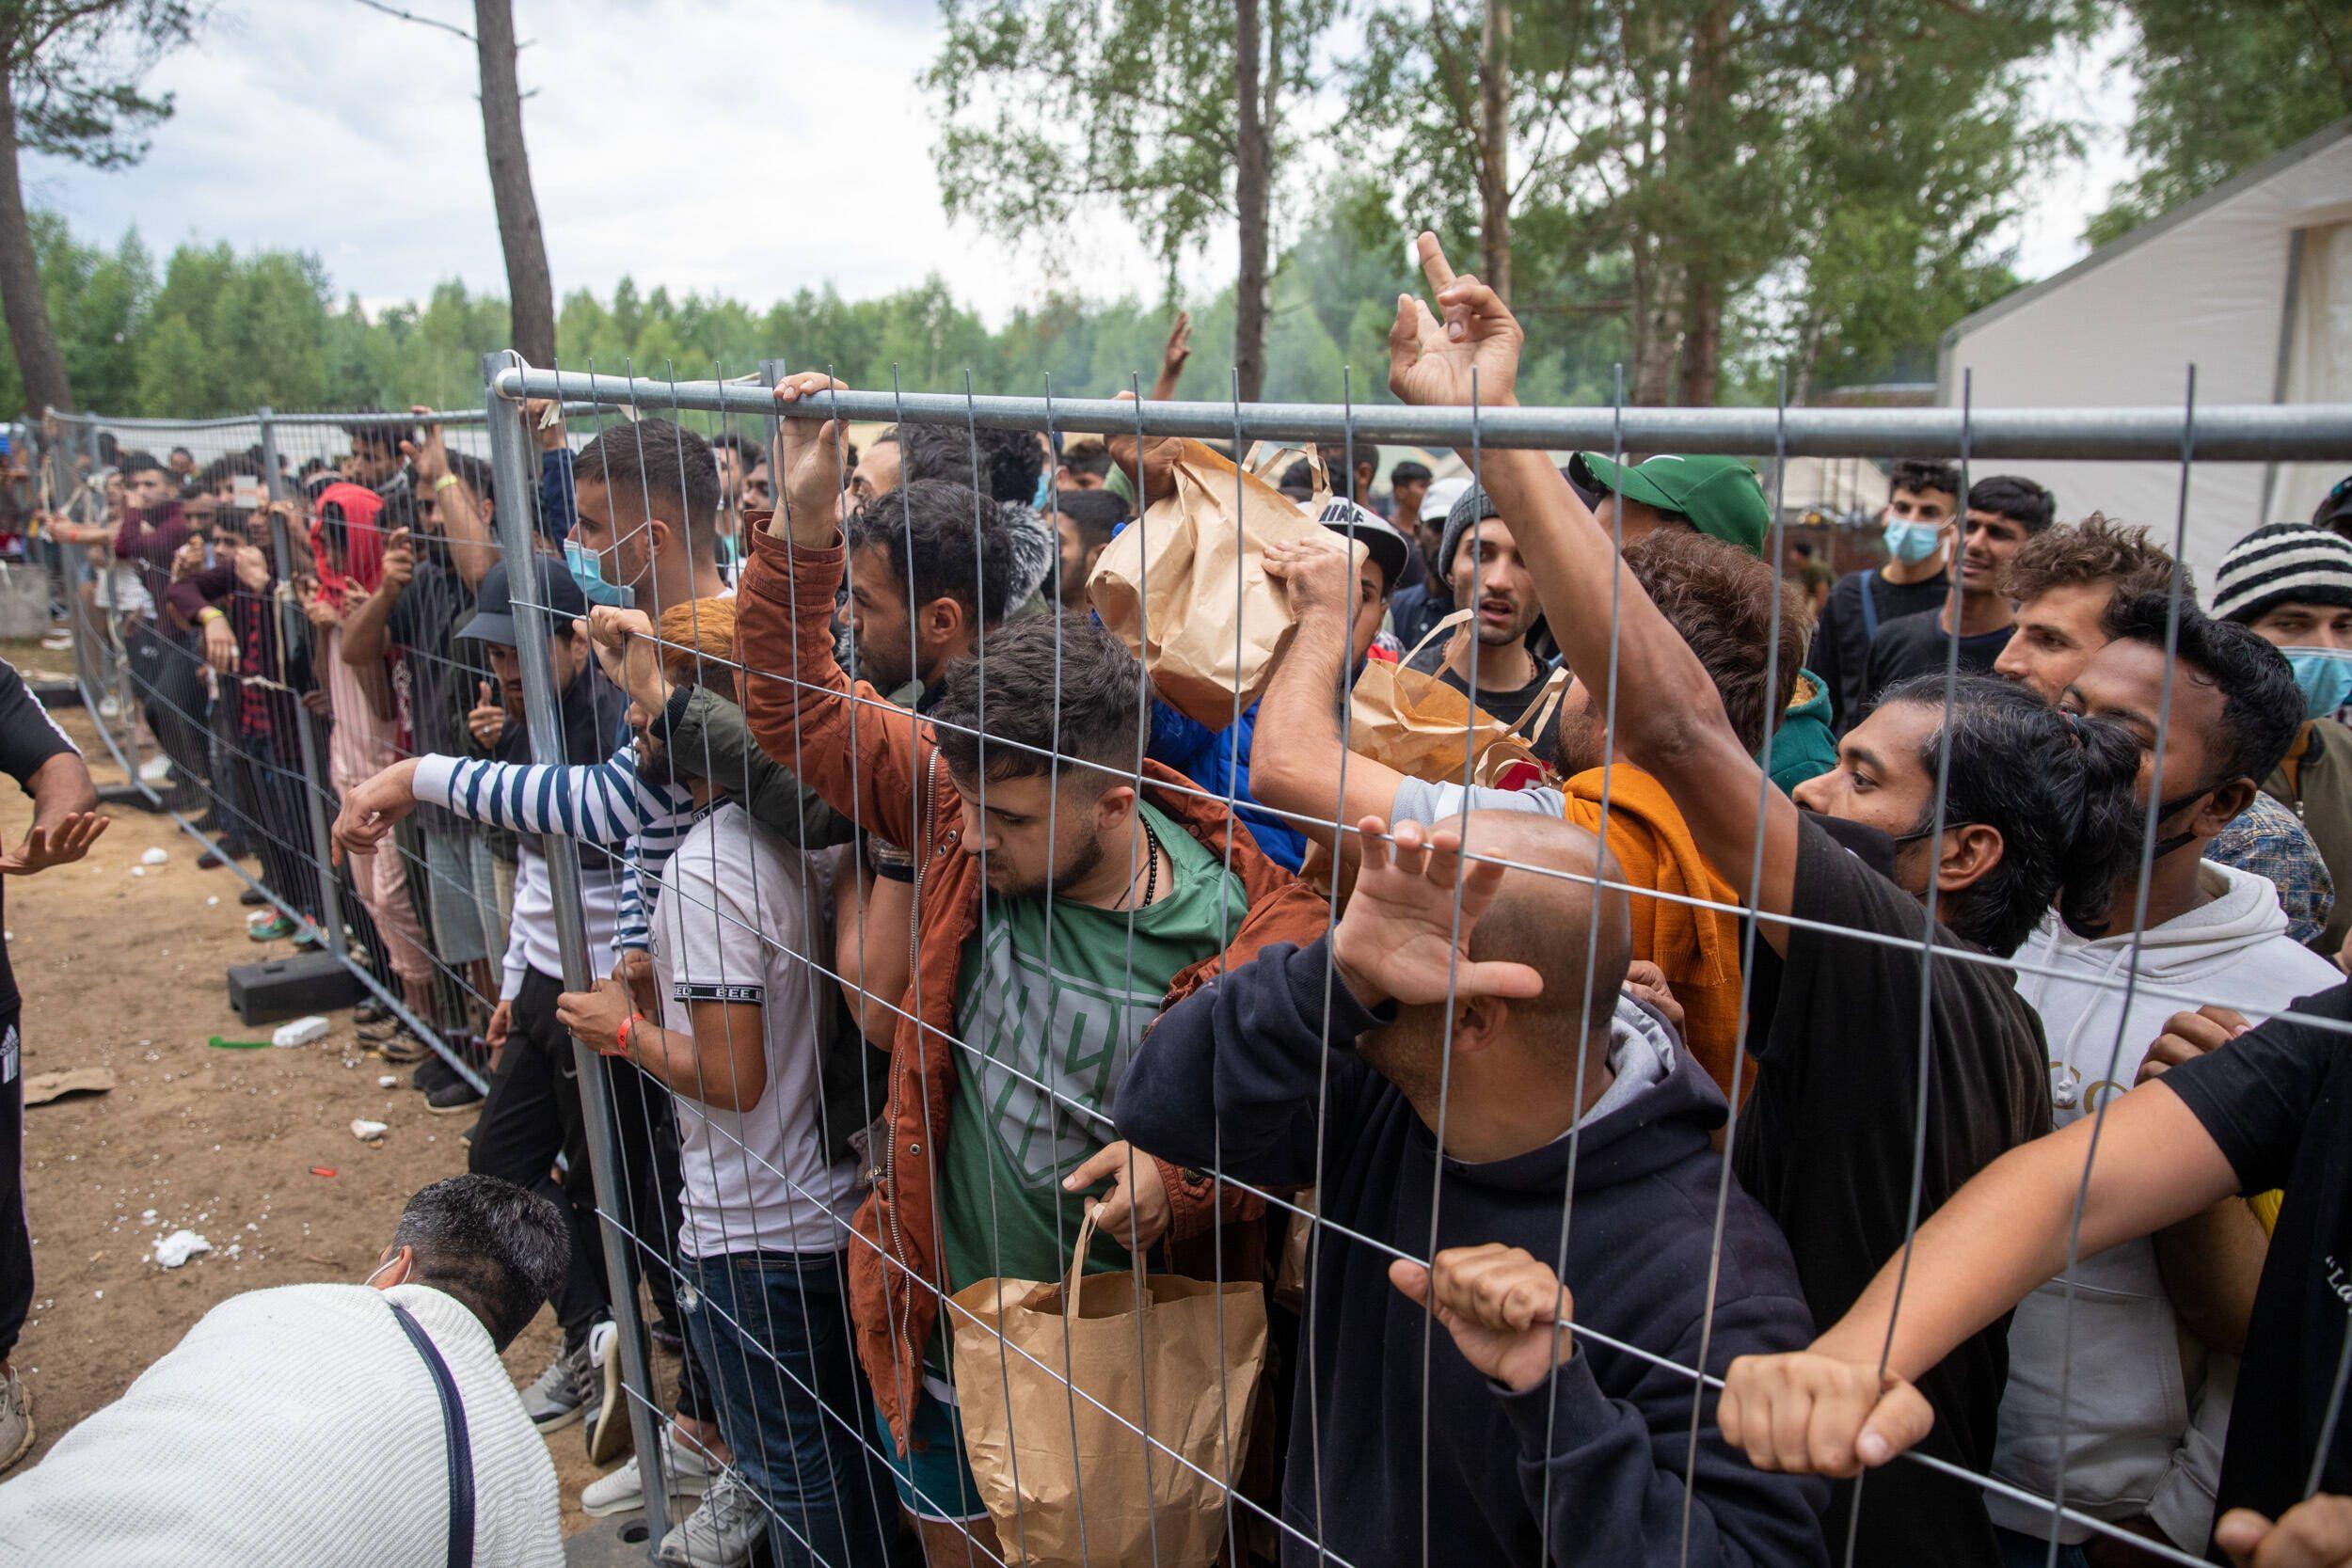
top-left (24, 330), bottom-right (2352, 1568)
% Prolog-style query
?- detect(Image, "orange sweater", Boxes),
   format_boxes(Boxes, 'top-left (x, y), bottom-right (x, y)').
top-left (1560, 766), bottom-right (1750, 1101)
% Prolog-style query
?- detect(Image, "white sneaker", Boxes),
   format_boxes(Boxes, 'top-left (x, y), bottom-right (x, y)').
top-left (580, 1424), bottom-right (717, 1517)
top-left (0, 1366), bottom-right (32, 1472)
top-left (656, 1468), bottom-right (767, 1566)
top-left (137, 755), bottom-right (171, 785)
top-left (96, 696), bottom-right (121, 721)
top-left (585, 1319), bottom-right (628, 1465)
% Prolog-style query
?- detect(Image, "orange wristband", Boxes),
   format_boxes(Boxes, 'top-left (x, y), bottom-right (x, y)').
top-left (612, 1012), bottom-right (645, 1058)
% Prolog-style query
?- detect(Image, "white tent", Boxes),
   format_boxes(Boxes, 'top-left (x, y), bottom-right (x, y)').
top-left (1937, 119), bottom-right (2352, 582)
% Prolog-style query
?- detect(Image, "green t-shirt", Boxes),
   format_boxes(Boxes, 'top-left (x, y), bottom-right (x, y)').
top-left (936, 803), bottom-right (1246, 1343)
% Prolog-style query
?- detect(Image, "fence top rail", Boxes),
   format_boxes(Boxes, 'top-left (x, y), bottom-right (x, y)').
top-left (42, 400), bottom-right (613, 434)
top-left (486, 362), bottom-right (2352, 463)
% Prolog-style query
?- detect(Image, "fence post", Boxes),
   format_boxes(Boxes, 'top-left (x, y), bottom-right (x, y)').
top-left (480, 352), bottom-right (672, 1549)
top-left (255, 408), bottom-right (350, 961)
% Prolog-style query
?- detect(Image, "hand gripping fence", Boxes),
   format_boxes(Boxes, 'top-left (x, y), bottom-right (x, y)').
top-left (34, 357), bottom-right (2352, 1568)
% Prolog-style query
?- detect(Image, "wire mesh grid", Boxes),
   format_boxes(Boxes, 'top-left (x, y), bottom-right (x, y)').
top-left (30, 340), bottom-right (2352, 1568)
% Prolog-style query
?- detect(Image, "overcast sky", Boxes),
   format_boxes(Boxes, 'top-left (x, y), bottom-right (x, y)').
top-left (24, 0), bottom-right (2138, 331)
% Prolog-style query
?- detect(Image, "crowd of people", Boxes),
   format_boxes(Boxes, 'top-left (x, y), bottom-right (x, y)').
top-left (1, 237), bottom-right (2350, 1568)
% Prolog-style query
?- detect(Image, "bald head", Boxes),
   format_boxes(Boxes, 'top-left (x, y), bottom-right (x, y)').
top-left (1451, 810), bottom-right (1630, 1047)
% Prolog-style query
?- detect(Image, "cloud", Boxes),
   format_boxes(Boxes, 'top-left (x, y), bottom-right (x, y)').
top-left (25, 0), bottom-right (1216, 326)
top-left (24, 0), bottom-right (2129, 341)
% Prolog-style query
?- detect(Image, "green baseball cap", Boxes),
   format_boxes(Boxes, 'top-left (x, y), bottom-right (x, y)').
top-left (1569, 451), bottom-right (1771, 559)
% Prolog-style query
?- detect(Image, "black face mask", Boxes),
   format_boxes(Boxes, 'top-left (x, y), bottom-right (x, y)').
top-left (1801, 808), bottom-right (1906, 880)
top-left (2143, 783), bottom-right (2218, 863)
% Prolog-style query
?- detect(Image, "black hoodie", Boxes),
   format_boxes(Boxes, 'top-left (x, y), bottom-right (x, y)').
top-left (1115, 937), bottom-right (1828, 1568)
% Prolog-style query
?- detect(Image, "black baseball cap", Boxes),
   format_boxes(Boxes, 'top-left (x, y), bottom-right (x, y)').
top-left (456, 556), bottom-right (587, 647)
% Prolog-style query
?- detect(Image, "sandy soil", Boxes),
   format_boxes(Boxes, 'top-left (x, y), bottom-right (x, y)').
top-left (1, 639), bottom-right (637, 1537)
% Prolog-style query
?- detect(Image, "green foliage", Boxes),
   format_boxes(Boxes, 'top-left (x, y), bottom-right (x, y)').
top-left (1342, 0), bottom-right (2089, 400)
top-left (925, 0), bottom-right (1337, 281)
top-left (2086, 0), bottom-right (2352, 247)
top-left (1, 1), bottom-right (203, 169)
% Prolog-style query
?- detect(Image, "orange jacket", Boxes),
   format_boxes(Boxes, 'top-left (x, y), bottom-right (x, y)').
top-left (1559, 766), bottom-right (1750, 1101)
top-left (734, 520), bottom-right (1331, 1451)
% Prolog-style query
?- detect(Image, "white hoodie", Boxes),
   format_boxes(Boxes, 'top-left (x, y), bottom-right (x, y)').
top-left (1993, 859), bottom-right (2344, 1548)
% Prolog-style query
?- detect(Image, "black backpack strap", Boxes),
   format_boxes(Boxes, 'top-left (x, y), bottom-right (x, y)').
top-left (390, 1301), bottom-right (475, 1568)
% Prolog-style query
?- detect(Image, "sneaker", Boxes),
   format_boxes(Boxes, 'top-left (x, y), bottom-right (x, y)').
top-left (355, 998), bottom-right (390, 1025)
top-left (585, 1321), bottom-right (629, 1465)
top-left (424, 1071), bottom-right (483, 1116)
top-left (520, 1335), bottom-right (597, 1432)
top-left (376, 1030), bottom-right (430, 1066)
top-left (656, 1468), bottom-right (766, 1567)
top-left (580, 1424), bottom-right (718, 1516)
top-left (238, 886), bottom-right (267, 908)
top-left (136, 753), bottom-right (167, 784)
top-left (246, 912), bottom-right (298, 942)
top-left (96, 696), bottom-right (121, 720)
top-left (0, 1367), bottom-right (32, 1473)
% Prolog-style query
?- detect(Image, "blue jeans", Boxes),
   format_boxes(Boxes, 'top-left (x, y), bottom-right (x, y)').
top-left (682, 1248), bottom-right (897, 1568)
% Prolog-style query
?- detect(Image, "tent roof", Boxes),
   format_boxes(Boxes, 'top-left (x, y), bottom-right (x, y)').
top-left (1940, 117), bottom-right (2352, 359)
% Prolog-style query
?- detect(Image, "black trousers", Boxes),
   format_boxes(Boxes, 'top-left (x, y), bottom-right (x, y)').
top-left (0, 1006), bottom-right (29, 1361)
top-left (232, 732), bottom-right (325, 925)
top-left (126, 622), bottom-right (212, 808)
top-left (469, 967), bottom-right (710, 1418)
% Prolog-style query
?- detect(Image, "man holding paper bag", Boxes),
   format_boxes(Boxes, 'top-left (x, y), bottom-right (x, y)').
top-left (739, 377), bottom-right (1330, 1566)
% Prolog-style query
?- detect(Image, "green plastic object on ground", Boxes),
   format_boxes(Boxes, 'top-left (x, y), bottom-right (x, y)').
top-left (207, 1035), bottom-right (270, 1051)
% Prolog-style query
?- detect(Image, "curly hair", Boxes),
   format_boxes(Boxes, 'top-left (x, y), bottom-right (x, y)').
top-left (1624, 529), bottom-right (1813, 753)
top-left (1999, 512), bottom-right (2192, 605)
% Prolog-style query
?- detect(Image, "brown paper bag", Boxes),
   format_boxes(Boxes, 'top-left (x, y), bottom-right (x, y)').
top-left (947, 1212), bottom-right (1269, 1568)
top-left (1088, 439), bottom-right (1335, 730)
top-left (1347, 610), bottom-right (1567, 786)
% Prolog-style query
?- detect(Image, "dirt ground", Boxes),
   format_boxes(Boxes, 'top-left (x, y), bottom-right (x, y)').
top-left (2, 639), bottom-right (632, 1537)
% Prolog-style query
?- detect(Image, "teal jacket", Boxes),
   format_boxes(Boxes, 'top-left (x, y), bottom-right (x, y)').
top-left (1764, 670), bottom-right (1837, 794)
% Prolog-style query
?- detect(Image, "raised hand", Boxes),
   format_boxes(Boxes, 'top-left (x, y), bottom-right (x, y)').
top-left (467, 679), bottom-right (507, 751)
top-left (1263, 531), bottom-right (1363, 626)
top-left (379, 527), bottom-right (415, 593)
top-left (581, 605), bottom-right (666, 710)
top-left (1328, 815), bottom-right (1543, 1009)
top-left (771, 372), bottom-right (851, 543)
top-left (1388, 231), bottom-right (1525, 410)
top-left (1151, 309), bottom-right (1193, 401)
top-left (1103, 389), bottom-right (1184, 509)
top-left (1716, 1351), bottom-right (1936, 1477)
top-left (1390, 1244), bottom-right (1573, 1394)
top-left (400, 404), bottom-right (448, 483)
top-left (0, 812), bottom-right (109, 876)
top-left (524, 397), bottom-right (566, 453)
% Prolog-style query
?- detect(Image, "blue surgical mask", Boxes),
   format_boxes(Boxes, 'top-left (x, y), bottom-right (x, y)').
top-left (1883, 515), bottom-right (1945, 564)
top-left (564, 539), bottom-right (634, 609)
top-left (1033, 467), bottom-right (1057, 512)
top-left (2282, 647), bottom-right (2352, 721)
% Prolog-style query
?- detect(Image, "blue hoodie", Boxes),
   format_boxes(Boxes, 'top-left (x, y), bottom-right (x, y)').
top-left (1114, 937), bottom-right (1827, 1568)
top-left (1147, 697), bottom-right (1307, 871)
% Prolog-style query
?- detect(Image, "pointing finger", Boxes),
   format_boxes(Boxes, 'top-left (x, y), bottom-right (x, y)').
top-left (1416, 231), bottom-right (1457, 296)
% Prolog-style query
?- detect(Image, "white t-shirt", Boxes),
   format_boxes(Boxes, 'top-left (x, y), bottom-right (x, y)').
top-left (651, 802), bottom-right (860, 1259)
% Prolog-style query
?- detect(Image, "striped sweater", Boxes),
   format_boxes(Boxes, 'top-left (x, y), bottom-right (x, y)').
top-left (414, 747), bottom-right (700, 953)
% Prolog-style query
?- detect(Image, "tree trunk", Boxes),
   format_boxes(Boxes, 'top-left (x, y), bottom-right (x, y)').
top-left (1677, 273), bottom-right (1721, 407)
top-left (1631, 246), bottom-right (1681, 405)
top-left (1673, 0), bottom-right (1730, 408)
top-left (1477, 0), bottom-right (1512, 302)
top-left (474, 0), bottom-right (555, 365)
top-left (0, 64), bottom-right (72, 415)
top-left (1233, 0), bottom-right (1269, 403)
